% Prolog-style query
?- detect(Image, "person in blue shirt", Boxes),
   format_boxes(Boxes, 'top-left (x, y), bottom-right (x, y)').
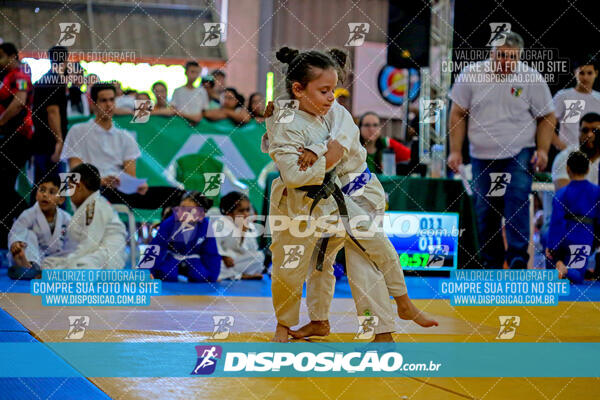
top-left (149, 191), bottom-right (221, 282)
top-left (547, 151), bottom-right (600, 283)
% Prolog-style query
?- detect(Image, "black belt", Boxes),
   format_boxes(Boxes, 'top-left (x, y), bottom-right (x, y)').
top-left (565, 211), bottom-right (594, 226)
top-left (297, 172), bottom-right (377, 272)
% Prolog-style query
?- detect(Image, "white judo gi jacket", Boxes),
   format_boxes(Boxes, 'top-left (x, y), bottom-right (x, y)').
top-left (42, 191), bottom-right (127, 269)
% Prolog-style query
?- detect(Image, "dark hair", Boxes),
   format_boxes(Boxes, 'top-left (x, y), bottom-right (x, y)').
top-left (275, 47), bottom-right (347, 97)
top-left (224, 87), bottom-right (245, 108)
top-left (573, 55), bottom-right (598, 71)
top-left (212, 69), bottom-right (225, 78)
top-left (567, 151), bottom-right (590, 175)
top-left (247, 92), bottom-right (264, 115)
top-left (580, 112), bottom-right (600, 126)
top-left (70, 163), bottom-right (101, 192)
top-left (0, 42), bottom-right (18, 59)
top-left (185, 60), bottom-right (199, 71)
top-left (123, 89), bottom-right (137, 96)
top-left (91, 82), bottom-right (116, 102)
top-left (220, 191), bottom-right (250, 215)
top-left (151, 81), bottom-right (167, 91)
top-left (181, 190), bottom-right (213, 210)
top-left (358, 112), bottom-right (385, 173)
top-left (48, 46), bottom-right (68, 65)
top-left (35, 174), bottom-right (61, 190)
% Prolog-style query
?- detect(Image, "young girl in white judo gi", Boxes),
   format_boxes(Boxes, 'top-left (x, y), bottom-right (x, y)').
top-left (216, 191), bottom-right (264, 281)
top-left (266, 47), bottom-right (437, 342)
top-left (8, 175), bottom-right (70, 279)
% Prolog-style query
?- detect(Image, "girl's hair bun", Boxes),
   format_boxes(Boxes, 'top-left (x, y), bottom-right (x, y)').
top-left (328, 48), bottom-right (347, 69)
top-left (276, 47), bottom-right (300, 65)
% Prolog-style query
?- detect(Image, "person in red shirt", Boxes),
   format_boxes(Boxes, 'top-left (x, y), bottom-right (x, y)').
top-left (0, 42), bottom-right (34, 247)
top-left (358, 111), bottom-right (410, 173)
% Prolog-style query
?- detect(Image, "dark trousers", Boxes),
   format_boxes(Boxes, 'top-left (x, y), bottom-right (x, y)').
top-left (0, 133), bottom-right (30, 248)
top-left (101, 186), bottom-right (185, 210)
top-left (470, 147), bottom-right (534, 269)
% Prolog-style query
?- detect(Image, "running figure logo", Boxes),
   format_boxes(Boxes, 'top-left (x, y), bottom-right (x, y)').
top-left (57, 23), bottom-right (80, 46)
top-left (275, 100), bottom-right (299, 124)
top-left (58, 172), bottom-right (81, 196)
top-left (427, 245), bottom-right (449, 268)
top-left (562, 100), bottom-right (586, 123)
top-left (486, 173), bottom-right (512, 197)
top-left (281, 245), bottom-right (305, 269)
top-left (132, 100), bottom-right (154, 123)
top-left (487, 23), bottom-right (511, 47)
top-left (421, 100), bottom-right (444, 123)
top-left (346, 23), bottom-right (370, 46)
top-left (171, 207), bottom-right (203, 243)
top-left (65, 316), bottom-right (90, 340)
top-left (211, 316), bottom-right (235, 339)
top-left (203, 173), bottom-right (225, 197)
top-left (355, 315), bottom-right (379, 340)
top-left (567, 245), bottom-right (591, 269)
top-left (138, 245), bottom-right (160, 269)
top-left (191, 345), bottom-right (223, 375)
top-left (496, 316), bottom-right (520, 340)
top-left (200, 23), bottom-right (225, 47)
top-left (345, 172), bottom-right (369, 196)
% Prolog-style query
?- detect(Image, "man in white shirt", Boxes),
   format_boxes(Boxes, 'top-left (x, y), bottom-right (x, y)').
top-left (61, 82), bottom-right (184, 210)
top-left (447, 31), bottom-right (556, 269)
top-left (553, 59), bottom-right (600, 150)
top-left (552, 112), bottom-right (600, 190)
top-left (171, 61), bottom-right (209, 124)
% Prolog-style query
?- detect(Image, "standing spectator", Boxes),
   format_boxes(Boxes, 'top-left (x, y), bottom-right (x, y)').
top-left (85, 73), bottom-right (100, 114)
top-left (201, 75), bottom-right (221, 109)
top-left (135, 92), bottom-right (151, 101)
top-left (61, 82), bottom-right (184, 211)
top-left (358, 111), bottom-right (410, 174)
top-left (447, 32), bottom-right (556, 269)
top-left (32, 46), bottom-right (68, 195)
top-left (553, 58), bottom-right (600, 150)
top-left (0, 42), bottom-right (34, 247)
top-left (204, 87), bottom-right (250, 124)
top-left (552, 112), bottom-right (600, 190)
top-left (211, 69), bottom-right (226, 94)
top-left (66, 62), bottom-right (90, 117)
top-left (247, 92), bottom-right (266, 123)
top-left (171, 61), bottom-right (209, 124)
top-left (151, 81), bottom-right (175, 116)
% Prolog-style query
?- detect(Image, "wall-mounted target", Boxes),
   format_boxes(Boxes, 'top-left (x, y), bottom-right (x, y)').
top-left (377, 66), bottom-right (420, 106)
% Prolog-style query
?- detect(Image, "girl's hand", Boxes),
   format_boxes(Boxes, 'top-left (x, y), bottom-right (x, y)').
top-left (325, 140), bottom-right (344, 169)
top-left (297, 147), bottom-right (318, 171)
top-left (223, 256), bottom-right (235, 268)
top-left (556, 261), bottom-right (568, 279)
top-left (264, 101), bottom-right (275, 118)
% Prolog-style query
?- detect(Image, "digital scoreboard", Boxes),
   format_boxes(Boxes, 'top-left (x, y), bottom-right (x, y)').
top-left (383, 211), bottom-right (460, 270)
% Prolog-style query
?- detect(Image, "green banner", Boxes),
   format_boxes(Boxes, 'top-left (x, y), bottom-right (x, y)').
top-left (67, 115), bottom-right (271, 220)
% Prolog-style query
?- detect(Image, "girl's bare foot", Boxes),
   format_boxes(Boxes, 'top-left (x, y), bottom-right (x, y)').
top-left (13, 251), bottom-right (31, 269)
top-left (289, 320), bottom-right (330, 339)
top-left (272, 323), bottom-right (290, 342)
top-left (395, 295), bottom-right (439, 328)
top-left (371, 332), bottom-right (394, 342)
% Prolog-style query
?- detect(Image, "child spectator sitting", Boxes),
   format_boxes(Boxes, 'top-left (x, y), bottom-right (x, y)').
top-left (42, 163), bottom-right (127, 270)
top-left (547, 151), bottom-right (600, 283)
top-left (149, 191), bottom-right (221, 282)
top-left (7, 175), bottom-right (70, 280)
top-left (216, 192), bottom-right (264, 281)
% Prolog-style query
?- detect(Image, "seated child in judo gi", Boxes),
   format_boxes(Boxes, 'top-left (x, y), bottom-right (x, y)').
top-left (8, 174), bottom-right (71, 279)
top-left (41, 163), bottom-right (128, 270)
top-left (149, 191), bottom-right (221, 282)
top-left (216, 191), bottom-right (264, 281)
top-left (547, 151), bottom-right (600, 283)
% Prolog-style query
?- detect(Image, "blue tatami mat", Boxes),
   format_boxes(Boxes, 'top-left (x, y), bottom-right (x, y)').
top-left (1, 273), bottom-right (600, 301)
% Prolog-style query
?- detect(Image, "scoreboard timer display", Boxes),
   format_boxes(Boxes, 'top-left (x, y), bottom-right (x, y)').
top-left (383, 211), bottom-right (460, 270)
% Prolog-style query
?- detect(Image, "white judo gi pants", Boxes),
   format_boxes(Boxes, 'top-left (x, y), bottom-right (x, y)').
top-left (270, 192), bottom-right (407, 334)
